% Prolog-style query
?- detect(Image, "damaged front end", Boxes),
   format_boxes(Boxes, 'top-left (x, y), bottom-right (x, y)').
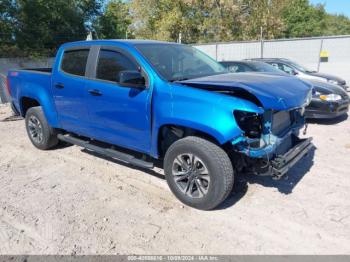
top-left (179, 72), bottom-right (315, 179)
top-left (231, 108), bottom-right (314, 179)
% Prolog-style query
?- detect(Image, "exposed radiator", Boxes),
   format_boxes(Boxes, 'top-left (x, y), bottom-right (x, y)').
top-left (271, 111), bottom-right (291, 135)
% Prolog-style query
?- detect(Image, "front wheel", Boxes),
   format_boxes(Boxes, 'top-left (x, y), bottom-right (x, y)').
top-left (164, 136), bottom-right (234, 210)
top-left (25, 106), bottom-right (58, 150)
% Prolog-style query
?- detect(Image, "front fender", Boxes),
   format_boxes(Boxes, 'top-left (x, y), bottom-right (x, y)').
top-left (150, 83), bottom-right (263, 158)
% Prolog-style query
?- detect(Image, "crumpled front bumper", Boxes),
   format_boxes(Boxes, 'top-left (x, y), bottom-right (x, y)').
top-left (232, 132), bottom-right (314, 179)
top-left (270, 137), bottom-right (313, 178)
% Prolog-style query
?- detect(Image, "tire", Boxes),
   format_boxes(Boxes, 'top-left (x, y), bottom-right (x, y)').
top-left (25, 106), bottom-right (58, 150)
top-left (164, 136), bottom-right (234, 210)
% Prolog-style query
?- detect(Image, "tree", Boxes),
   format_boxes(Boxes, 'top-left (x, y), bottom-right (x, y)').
top-left (0, 0), bottom-right (102, 57)
top-left (16, 0), bottom-right (102, 54)
top-left (324, 14), bottom-right (350, 36)
top-left (130, 0), bottom-right (183, 41)
top-left (0, 0), bottom-right (17, 56)
top-left (189, 0), bottom-right (245, 43)
top-left (95, 0), bottom-right (131, 39)
top-left (241, 0), bottom-right (288, 40)
top-left (2, 0), bottom-right (350, 57)
top-left (281, 0), bottom-right (326, 38)
top-left (130, 0), bottom-right (246, 43)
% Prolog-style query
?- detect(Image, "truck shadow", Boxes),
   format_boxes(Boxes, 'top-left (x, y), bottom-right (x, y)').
top-left (218, 146), bottom-right (316, 210)
top-left (76, 141), bottom-right (315, 211)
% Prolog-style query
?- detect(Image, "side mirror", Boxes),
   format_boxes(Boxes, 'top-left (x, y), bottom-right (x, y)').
top-left (119, 70), bottom-right (146, 88)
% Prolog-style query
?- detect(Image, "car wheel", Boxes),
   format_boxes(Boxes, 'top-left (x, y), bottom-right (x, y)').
top-left (164, 136), bottom-right (234, 210)
top-left (25, 106), bottom-right (58, 150)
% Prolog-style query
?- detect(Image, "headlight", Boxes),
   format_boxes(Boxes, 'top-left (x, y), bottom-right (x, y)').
top-left (319, 94), bottom-right (342, 101)
top-left (313, 90), bottom-right (321, 97)
top-left (328, 79), bottom-right (339, 85)
top-left (234, 110), bottom-right (262, 138)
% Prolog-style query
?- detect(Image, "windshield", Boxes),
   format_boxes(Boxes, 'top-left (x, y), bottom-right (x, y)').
top-left (248, 61), bottom-right (283, 73)
top-left (135, 43), bottom-right (227, 81)
top-left (286, 60), bottom-right (316, 73)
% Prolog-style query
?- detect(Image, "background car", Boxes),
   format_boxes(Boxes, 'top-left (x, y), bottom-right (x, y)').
top-left (220, 60), bottom-right (350, 119)
top-left (220, 60), bottom-right (283, 74)
top-left (250, 58), bottom-right (348, 92)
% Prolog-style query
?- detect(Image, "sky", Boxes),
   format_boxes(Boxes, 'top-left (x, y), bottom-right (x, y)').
top-left (310, 0), bottom-right (350, 17)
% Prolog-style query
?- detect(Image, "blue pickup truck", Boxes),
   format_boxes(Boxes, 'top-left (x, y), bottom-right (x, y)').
top-left (7, 40), bottom-right (314, 210)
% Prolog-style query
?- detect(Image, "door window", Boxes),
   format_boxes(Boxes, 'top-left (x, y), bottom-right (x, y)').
top-left (273, 63), bottom-right (295, 75)
top-left (96, 50), bottom-right (138, 83)
top-left (227, 64), bottom-right (248, 73)
top-left (61, 49), bottom-right (89, 76)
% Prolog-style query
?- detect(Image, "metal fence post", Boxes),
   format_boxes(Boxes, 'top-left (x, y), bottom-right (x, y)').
top-left (260, 26), bottom-right (264, 58)
top-left (317, 38), bottom-right (324, 72)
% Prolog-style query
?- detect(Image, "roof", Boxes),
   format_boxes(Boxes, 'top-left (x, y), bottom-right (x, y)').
top-left (60, 39), bottom-right (179, 48)
top-left (220, 60), bottom-right (270, 65)
top-left (219, 60), bottom-right (243, 63)
top-left (249, 58), bottom-right (291, 62)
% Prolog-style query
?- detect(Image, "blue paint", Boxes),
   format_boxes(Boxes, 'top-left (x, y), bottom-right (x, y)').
top-left (8, 40), bottom-right (311, 159)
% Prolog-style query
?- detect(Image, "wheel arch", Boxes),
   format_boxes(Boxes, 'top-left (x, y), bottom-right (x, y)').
top-left (154, 123), bottom-right (239, 159)
top-left (19, 94), bottom-right (59, 127)
top-left (20, 96), bottom-right (40, 116)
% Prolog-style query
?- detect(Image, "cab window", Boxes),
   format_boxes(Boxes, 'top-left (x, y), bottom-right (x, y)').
top-left (96, 49), bottom-right (138, 83)
top-left (61, 49), bottom-right (89, 76)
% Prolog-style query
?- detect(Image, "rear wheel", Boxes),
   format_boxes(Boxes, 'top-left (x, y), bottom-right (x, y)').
top-left (25, 106), bottom-right (58, 150)
top-left (164, 136), bottom-right (234, 210)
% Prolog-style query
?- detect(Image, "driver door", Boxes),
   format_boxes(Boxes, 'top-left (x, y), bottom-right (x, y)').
top-left (85, 46), bottom-right (152, 153)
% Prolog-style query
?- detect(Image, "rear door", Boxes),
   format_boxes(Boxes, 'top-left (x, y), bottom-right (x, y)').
top-left (84, 46), bottom-right (152, 153)
top-left (52, 47), bottom-right (91, 135)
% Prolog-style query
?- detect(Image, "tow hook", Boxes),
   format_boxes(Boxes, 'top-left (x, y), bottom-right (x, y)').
top-left (272, 173), bottom-right (290, 180)
top-left (303, 123), bottom-right (308, 135)
top-left (272, 173), bottom-right (284, 180)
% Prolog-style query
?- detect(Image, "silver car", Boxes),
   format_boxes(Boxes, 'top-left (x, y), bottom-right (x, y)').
top-left (251, 58), bottom-right (348, 91)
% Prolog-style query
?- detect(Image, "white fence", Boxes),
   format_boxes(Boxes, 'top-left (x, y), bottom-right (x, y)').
top-left (194, 35), bottom-right (350, 84)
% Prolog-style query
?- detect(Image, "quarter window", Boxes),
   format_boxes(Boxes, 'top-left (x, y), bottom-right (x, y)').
top-left (96, 50), bottom-right (138, 82)
top-left (61, 49), bottom-right (89, 76)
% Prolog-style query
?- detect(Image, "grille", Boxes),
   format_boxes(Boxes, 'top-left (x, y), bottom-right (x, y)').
top-left (271, 111), bottom-right (291, 135)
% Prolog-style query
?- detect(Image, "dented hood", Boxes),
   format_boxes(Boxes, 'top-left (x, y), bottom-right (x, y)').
top-left (179, 72), bottom-right (312, 110)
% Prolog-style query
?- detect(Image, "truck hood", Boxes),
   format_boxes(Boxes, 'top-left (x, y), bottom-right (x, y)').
top-left (179, 72), bottom-right (312, 111)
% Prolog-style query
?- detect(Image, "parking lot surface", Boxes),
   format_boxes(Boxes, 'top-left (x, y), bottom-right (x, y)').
top-left (0, 104), bottom-right (349, 254)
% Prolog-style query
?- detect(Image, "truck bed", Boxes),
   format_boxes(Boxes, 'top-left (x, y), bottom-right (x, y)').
top-left (20, 68), bottom-right (52, 73)
top-left (7, 68), bottom-right (53, 116)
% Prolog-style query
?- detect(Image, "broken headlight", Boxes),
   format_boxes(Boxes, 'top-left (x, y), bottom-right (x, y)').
top-left (234, 110), bottom-right (262, 139)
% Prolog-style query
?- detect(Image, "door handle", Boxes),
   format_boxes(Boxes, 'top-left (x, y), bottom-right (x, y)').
top-left (88, 89), bottom-right (102, 96)
top-left (55, 83), bottom-right (64, 89)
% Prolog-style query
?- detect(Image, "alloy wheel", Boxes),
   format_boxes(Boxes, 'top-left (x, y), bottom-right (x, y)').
top-left (172, 153), bottom-right (210, 198)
